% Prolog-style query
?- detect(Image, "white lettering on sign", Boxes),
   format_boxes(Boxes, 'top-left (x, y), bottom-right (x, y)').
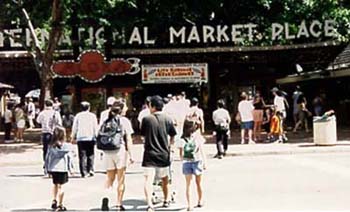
top-left (310, 20), bottom-right (322, 37)
top-left (0, 20), bottom-right (341, 49)
top-left (128, 27), bottom-right (142, 44)
top-left (144, 27), bottom-right (155, 45)
top-left (297, 21), bottom-right (310, 38)
top-left (187, 26), bottom-right (201, 43)
top-left (203, 25), bottom-right (215, 43)
top-left (169, 26), bottom-right (186, 44)
top-left (272, 23), bottom-right (284, 40)
top-left (325, 20), bottom-right (336, 37)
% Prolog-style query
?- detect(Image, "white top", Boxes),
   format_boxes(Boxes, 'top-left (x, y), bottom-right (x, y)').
top-left (99, 109), bottom-right (110, 128)
top-left (36, 108), bottom-right (62, 134)
top-left (71, 111), bottom-right (98, 141)
top-left (274, 95), bottom-right (286, 112)
top-left (212, 108), bottom-right (231, 126)
top-left (4, 109), bottom-right (12, 123)
top-left (238, 100), bottom-right (254, 122)
top-left (137, 107), bottom-right (151, 126)
top-left (27, 102), bottom-right (36, 118)
top-left (177, 133), bottom-right (205, 161)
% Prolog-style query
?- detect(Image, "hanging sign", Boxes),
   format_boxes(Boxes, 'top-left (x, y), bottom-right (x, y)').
top-left (51, 50), bottom-right (140, 83)
top-left (142, 63), bottom-right (208, 84)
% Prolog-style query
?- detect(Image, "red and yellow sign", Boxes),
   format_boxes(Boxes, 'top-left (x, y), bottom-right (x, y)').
top-left (51, 50), bottom-right (140, 83)
top-left (142, 63), bottom-right (208, 84)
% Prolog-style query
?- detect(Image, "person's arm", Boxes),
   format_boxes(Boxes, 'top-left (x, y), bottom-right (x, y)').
top-left (199, 144), bottom-right (207, 170)
top-left (125, 133), bottom-right (134, 164)
top-left (200, 112), bottom-right (205, 133)
top-left (179, 147), bottom-right (183, 161)
top-left (226, 110), bottom-right (231, 124)
top-left (284, 98), bottom-right (290, 109)
top-left (71, 116), bottom-right (78, 143)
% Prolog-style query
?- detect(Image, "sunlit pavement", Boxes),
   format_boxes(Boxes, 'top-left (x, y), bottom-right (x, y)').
top-left (2, 142), bottom-right (350, 211)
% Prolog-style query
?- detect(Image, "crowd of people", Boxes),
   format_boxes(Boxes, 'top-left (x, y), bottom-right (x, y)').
top-left (1, 86), bottom-right (329, 211)
top-left (37, 94), bottom-right (206, 212)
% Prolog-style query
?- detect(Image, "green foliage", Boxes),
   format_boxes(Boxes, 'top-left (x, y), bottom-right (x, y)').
top-left (0, 0), bottom-right (349, 48)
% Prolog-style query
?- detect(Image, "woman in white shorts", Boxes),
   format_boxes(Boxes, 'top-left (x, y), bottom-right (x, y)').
top-left (14, 103), bottom-right (26, 142)
top-left (100, 100), bottom-right (134, 211)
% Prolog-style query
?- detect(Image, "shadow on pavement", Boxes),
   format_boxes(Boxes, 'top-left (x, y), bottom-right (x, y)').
top-left (8, 174), bottom-right (44, 178)
top-left (0, 143), bottom-right (41, 155)
top-left (11, 209), bottom-right (80, 211)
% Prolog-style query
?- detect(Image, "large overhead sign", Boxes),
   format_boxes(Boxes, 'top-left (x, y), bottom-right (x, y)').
top-left (51, 50), bottom-right (140, 83)
top-left (142, 63), bottom-right (208, 84)
top-left (0, 20), bottom-right (340, 48)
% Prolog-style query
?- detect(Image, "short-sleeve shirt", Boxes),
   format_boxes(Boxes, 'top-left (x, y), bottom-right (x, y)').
top-left (274, 96), bottom-right (286, 112)
top-left (141, 112), bottom-right (177, 167)
top-left (177, 133), bottom-right (205, 162)
top-left (238, 100), bottom-right (254, 122)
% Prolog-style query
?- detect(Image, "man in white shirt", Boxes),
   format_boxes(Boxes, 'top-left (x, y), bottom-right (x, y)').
top-left (71, 101), bottom-right (98, 178)
top-left (137, 96), bottom-right (151, 129)
top-left (36, 100), bottom-right (62, 162)
top-left (238, 92), bottom-right (255, 144)
top-left (212, 99), bottom-right (231, 159)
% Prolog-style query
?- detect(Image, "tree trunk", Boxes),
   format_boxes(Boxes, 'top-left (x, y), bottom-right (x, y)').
top-left (39, 58), bottom-right (54, 109)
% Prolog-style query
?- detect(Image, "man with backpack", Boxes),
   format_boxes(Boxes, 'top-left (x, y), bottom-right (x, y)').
top-left (71, 101), bottom-right (98, 178)
top-left (97, 99), bottom-right (135, 211)
top-left (141, 95), bottom-right (177, 212)
top-left (37, 100), bottom-right (62, 166)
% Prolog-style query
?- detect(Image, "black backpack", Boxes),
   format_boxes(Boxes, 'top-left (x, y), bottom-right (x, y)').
top-left (96, 117), bottom-right (124, 150)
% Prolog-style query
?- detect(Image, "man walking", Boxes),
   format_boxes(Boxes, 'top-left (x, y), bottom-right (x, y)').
top-left (36, 100), bottom-right (62, 165)
top-left (71, 101), bottom-right (98, 178)
top-left (140, 95), bottom-right (177, 212)
top-left (212, 99), bottom-right (231, 159)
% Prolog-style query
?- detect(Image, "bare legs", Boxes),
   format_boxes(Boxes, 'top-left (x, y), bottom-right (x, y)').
top-left (185, 174), bottom-right (203, 210)
top-left (105, 168), bottom-right (126, 206)
top-left (253, 121), bottom-right (262, 141)
top-left (52, 184), bottom-right (64, 206)
top-left (241, 129), bottom-right (254, 144)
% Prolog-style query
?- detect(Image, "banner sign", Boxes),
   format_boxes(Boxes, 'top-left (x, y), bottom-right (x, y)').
top-left (51, 50), bottom-right (140, 83)
top-left (142, 63), bottom-right (208, 84)
top-left (0, 20), bottom-right (341, 49)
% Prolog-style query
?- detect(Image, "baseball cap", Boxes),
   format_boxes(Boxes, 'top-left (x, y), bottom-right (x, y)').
top-left (107, 96), bottom-right (116, 106)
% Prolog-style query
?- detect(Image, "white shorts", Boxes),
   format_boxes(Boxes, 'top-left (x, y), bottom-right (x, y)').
top-left (144, 166), bottom-right (169, 179)
top-left (103, 147), bottom-right (127, 170)
top-left (17, 120), bottom-right (26, 128)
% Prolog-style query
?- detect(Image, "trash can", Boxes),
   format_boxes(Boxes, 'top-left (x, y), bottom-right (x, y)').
top-left (313, 116), bottom-right (337, 145)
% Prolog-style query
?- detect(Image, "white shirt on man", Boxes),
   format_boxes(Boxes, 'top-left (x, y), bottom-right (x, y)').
top-left (212, 108), bottom-right (231, 126)
top-left (71, 111), bottom-right (98, 141)
top-left (274, 95), bottom-right (286, 112)
top-left (238, 100), bottom-right (254, 122)
top-left (36, 107), bottom-right (62, 134)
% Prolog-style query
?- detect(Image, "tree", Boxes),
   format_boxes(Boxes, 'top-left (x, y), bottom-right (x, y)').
top-left (0, 0), bottom-right (63, 108)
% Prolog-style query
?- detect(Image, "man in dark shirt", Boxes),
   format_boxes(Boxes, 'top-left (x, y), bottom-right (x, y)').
top-left (141, 95), bottom-right (177, 211)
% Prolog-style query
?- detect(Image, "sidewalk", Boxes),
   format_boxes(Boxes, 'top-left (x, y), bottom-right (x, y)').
top-left (1, 128), bottom-right (350, 163)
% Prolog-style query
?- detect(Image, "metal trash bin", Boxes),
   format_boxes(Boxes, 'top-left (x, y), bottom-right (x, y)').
top-left (313, 116), bottom-right (337, 145)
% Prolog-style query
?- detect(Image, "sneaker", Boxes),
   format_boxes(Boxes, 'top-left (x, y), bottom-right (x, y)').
top-left (101, 197), bottom-right (109, 211)
top-left (4, 139), bottom-right (14, 143)
top-left (89, 171), bottom-right (94, 177)
top-left (218, 155), bottom-right (223, 159)
top-left (241, 140), bottom-right (245, 144)
top-left (51, 200), bottom-right (57, 209)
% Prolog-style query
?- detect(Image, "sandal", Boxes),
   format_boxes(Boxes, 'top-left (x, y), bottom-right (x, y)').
top-left (147, 206), bottom-right (154, 212)
top-left (116, 205), bottom-right (125, 211)
top-left (163, 201), bottom-right (170, 208)
top-left (56, 205), bottom-right (67, 211)
top-left (196, 202), bottom-right (204, 208)
top-left (51, 200), bottom-right (57, 209)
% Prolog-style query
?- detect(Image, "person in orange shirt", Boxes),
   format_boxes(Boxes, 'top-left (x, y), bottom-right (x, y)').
top-left (268, 109), bottom-right (284, 143)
